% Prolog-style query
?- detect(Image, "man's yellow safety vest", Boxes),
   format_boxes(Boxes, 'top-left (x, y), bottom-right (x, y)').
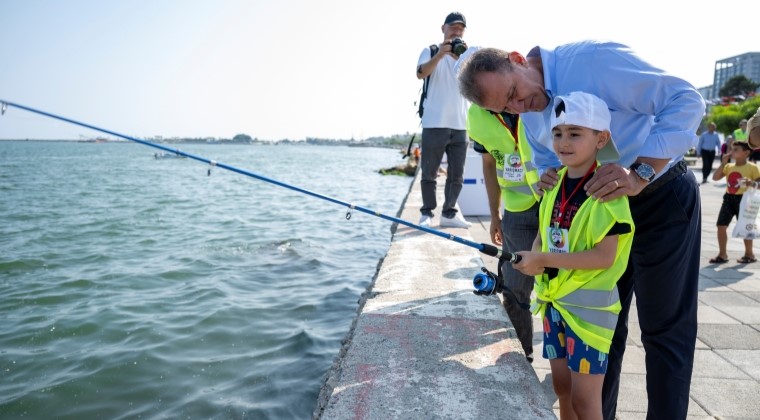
top-left (467, 104), bottom-right (540, 212)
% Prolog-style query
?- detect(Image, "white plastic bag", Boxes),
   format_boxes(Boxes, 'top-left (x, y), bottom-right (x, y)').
top-left (732, 186), bottom-right (760, 239)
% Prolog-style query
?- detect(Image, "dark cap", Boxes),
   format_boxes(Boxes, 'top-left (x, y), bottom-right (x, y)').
top-left (444, 12), bottom-right (466, 27)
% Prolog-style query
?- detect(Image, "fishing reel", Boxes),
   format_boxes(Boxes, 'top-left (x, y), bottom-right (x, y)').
top-left (472, 266), bottom-right (504, 296)
top-left (472, 252), bottom-right (521, 296)
top-left (471, 253), bottom-right (531, 310)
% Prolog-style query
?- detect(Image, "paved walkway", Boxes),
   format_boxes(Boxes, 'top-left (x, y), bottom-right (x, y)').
top-left (467, 164), bottom-right (760, 419)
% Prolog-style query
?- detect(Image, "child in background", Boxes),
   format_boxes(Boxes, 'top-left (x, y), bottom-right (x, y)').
top-left (710, 140), bottom-right (760, 264)
top-left (514, 92), bottom-right (634, 420)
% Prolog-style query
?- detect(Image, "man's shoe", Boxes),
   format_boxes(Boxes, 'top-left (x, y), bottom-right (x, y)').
top-left (440, 213), bottom-right (472, 228)
top-left (419, 214), bottom-right (433, 227)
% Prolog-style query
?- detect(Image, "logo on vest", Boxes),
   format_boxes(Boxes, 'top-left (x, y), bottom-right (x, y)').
top-left (503, 154), bottom-right (524, 182)
top-left (548, 226), bottom-right (569, 253)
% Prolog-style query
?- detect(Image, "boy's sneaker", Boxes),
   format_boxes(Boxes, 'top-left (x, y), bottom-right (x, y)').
top-left (440, 213), bottom-right (471, 228)
top-left (419, 214), bottom-right (433, 227)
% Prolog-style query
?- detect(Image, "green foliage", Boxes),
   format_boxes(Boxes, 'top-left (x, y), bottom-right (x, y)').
top-left (718, 75), bottom-right (760, 97)
top-left (705, 96), bottom-right (760, 135)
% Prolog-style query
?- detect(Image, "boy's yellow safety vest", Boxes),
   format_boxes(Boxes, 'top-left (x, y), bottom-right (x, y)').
top-left (533, 166), bottom-right (634, 353)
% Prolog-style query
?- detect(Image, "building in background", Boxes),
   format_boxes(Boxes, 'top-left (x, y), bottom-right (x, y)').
top-left (701, 52), bottom-right (760, 103)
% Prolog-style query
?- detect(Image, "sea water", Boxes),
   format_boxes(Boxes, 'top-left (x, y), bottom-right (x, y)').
top-left (0, 141), bottom-right (412, 419)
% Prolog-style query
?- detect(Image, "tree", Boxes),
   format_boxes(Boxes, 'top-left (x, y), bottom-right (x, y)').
top-left (706, 95), bottom-right (760, 135)
top-left (718, 75), bottom-right (759, 98)
top-left (232, 133), bottom-right (252, 142)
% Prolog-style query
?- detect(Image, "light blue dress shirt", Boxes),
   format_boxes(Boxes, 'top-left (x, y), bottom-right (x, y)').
top-left (521, 41), bottom-right (706, 179)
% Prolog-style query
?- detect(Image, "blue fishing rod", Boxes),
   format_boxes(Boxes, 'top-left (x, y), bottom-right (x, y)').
top-left (0, 99), bottom-right (524, 304)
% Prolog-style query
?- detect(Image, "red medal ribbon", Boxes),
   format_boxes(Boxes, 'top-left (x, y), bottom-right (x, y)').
top-left (494, 114), bottom-right (519, 152)
top-left (556, 162), bottom-right (598, 223)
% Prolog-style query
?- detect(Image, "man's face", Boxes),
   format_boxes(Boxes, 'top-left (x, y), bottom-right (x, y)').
top-left (475, 68), bottom-right (549, 114)
top-left (442, 23), bottom-right (465, 40)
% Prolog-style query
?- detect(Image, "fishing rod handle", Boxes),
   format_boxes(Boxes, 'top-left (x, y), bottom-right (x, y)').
top-left (503, 252), bottom-right (522, 264)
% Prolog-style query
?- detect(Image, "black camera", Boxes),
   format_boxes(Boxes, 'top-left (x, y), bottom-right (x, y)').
top-left (450, 38), bottom-right (468, 57)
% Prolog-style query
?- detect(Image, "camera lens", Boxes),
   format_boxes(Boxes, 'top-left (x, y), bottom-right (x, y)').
top-left (451, 38), bottom-right (467, 57)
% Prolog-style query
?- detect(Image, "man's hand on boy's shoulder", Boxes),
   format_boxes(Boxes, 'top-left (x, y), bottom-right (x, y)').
top-left (585, 164), bottom-right (647, 202)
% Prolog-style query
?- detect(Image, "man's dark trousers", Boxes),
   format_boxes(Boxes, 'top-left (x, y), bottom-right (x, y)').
top-left (602, 167), bottom-right (701, 420)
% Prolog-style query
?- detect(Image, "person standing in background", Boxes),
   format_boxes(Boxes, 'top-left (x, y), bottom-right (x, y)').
top-left (710, 140), bottom-right (760, 264)
top-left (697, 122), bottom-right (721, 183)
top-left (467, 103), bottom-right (541, 362)
top-left (415, 12), bottom-right (471, 229)
top-left (721, 135), bottom-right (734, 156)
top-left (735, 119), bottom-right (749, 142)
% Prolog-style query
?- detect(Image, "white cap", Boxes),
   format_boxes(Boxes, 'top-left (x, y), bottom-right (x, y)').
top-left (551, 91), bottom-right (620, 164)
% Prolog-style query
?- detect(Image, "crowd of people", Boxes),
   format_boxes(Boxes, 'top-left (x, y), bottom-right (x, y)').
top-left (415, 10), bottom-right (760, 420)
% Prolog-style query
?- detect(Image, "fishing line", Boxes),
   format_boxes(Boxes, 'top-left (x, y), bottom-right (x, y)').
top-left (0, 99), bottom-right (526, 305)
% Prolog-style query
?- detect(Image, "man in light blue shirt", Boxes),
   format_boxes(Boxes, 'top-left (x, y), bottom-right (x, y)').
top-left (697, 122), bottom-right (722, 183)
top-left (458, 41), bottom-right (705, 420)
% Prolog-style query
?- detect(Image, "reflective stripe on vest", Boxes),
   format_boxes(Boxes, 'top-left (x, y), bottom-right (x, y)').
top-left (535, 295), bottom-right (619, 331)
top-left (506, 183), bottom-right (538, 196)
top-left (558, 286), bottom-right (620, 309)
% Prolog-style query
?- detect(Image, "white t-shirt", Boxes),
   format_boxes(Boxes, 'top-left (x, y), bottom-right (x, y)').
top-left (417, 47), bottom-right (469, 130)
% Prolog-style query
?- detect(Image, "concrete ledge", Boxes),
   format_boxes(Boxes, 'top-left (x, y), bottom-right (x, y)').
top-left (314, 172), bottom-right (554, 419)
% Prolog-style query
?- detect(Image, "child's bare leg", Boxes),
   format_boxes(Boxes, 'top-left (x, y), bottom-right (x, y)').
top-left (550, 358), bottom-right (577, 420)
top-left (743, 239), bottom-right (755, 259)
top-left (570, 371), bottom-right (604, 420)
top-left (717, 225), bottom-right (729, 258)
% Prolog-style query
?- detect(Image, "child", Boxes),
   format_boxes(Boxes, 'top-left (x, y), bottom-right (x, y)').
top-left (710, 139), bottom-right (760, 264)
top-left (514, 92), bottom-right (634, 420)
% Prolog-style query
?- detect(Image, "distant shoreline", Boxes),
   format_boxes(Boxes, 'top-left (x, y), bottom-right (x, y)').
top-left (0, 138), bottom-right (410, 149)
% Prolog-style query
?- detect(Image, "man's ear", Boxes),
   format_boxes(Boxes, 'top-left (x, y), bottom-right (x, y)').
top-left (508, 51), bottom-right (527, 65)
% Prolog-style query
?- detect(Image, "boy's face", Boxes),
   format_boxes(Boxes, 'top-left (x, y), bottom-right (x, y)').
top-left (731, 144), bottom-right (751, 161)
top-left (551, 124), bottom-right (608, 169)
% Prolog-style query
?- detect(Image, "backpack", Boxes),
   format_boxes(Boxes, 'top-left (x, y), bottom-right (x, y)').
top-left (416, 44), bottom-right (439, 118)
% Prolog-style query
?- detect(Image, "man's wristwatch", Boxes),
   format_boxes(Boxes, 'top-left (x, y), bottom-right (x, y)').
top-left (630, 162), bottom-right (656, 183)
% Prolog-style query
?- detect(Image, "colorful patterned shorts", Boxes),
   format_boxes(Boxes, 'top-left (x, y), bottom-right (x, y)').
top-left (543, 305), bottom-right (609, 374)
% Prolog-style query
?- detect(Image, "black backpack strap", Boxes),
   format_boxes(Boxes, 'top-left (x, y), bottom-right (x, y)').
top-left (422, 44), bottom-right (438, 95)
top-left (417, 44), bottom-right (439, 119)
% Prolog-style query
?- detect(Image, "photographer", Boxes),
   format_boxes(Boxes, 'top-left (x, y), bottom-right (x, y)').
top-left (415, 12), bottom-right (470, 229)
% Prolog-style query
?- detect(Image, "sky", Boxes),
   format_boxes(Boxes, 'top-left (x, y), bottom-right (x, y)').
top-left (0, 0), bottom-right (757, 141)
